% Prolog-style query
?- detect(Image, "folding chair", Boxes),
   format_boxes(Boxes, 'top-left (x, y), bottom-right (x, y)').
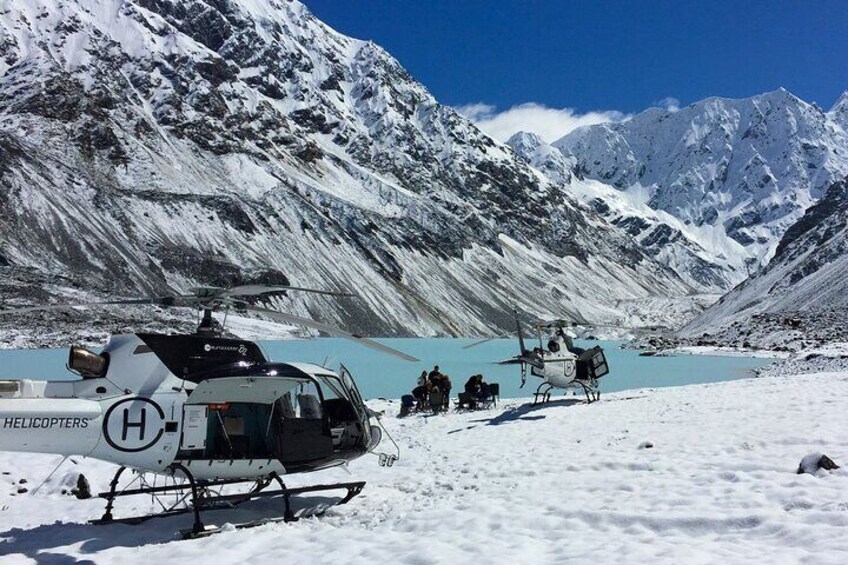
top-left (488, 383), bottom-right (500, 407)
top-left (428, 390), bottom-right (445, 413)
top-left (455, 392), bottom-right (473, 411)
top-left (399, 394), bottom-right (415, 417)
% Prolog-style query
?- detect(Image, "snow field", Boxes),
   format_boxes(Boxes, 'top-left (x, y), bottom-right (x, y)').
top-left (1, 371), bottom-right (847, 563)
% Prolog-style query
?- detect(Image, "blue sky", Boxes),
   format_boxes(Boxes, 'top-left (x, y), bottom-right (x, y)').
top-left (302, 0), bottom-right (848, 142)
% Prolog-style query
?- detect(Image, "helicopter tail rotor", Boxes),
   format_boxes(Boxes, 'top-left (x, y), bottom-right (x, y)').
top-left (515, 310), bottom-right (528, 356)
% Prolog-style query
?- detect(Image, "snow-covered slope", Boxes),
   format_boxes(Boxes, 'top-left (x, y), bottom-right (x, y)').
top-left (0, 0), bottom-right (692, 342)
top-left (682, 175), bottom-right (848, 337)
top-left (508, 132), bottom-right (734, 292)
top-left (2, 371), bottom-right (848, 563)
top-left (555, 89), bottom-right (848, 282)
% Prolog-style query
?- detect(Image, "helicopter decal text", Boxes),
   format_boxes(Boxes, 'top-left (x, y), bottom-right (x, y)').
top-left (3, 417), bottom-right (90, 429)
top-left (103, 397), bottom-right (165, 452)
top-left (203, 343), bottom-right (248, 355)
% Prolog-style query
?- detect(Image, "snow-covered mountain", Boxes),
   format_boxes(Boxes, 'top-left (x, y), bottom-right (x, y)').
top-left (682, 174), bottom-right (848, 338)
top-left (831, 91), bottom-right (848, 130)
top-left (0, 0), bottom-right (692, 342)
top-left (553, 89), bottom-right (848, 288)
top-left (507, 132), bottom-right (733, 292)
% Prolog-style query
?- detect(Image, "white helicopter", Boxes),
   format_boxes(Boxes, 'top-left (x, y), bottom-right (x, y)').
top-left (466, 316), bottom-right (609, 404)
top-left (0, 285), bottom-right (416, 537)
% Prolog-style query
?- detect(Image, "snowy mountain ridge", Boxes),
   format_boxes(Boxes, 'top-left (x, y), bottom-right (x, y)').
top-left (0, 0), bottom-right (693, 343)
top-left (549, 88), bottom-right (848, 290)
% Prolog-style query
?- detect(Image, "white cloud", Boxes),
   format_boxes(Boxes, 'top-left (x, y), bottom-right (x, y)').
top-left (454, 102), bottom-right (628, 144)
top-left (656, 96), bottom-right (680, 112)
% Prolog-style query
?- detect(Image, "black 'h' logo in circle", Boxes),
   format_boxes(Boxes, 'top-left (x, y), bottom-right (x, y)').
top-left (103, 398), bottom-right (165, 452)
top-left (122, 406), bottom-right (146, 441)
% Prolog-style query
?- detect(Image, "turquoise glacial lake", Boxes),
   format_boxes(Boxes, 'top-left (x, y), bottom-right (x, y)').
top-left (0, 338), bottom-right (773, 401)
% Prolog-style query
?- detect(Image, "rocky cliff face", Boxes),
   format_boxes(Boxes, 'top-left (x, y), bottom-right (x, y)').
top-left (554, 89), bottom-right (848, 285)
top-left (0, 0), bottom-right (691, 343)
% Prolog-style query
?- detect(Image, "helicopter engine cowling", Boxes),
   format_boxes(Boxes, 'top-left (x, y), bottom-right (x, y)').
top-left (68, 346), bottom-right (109, 379)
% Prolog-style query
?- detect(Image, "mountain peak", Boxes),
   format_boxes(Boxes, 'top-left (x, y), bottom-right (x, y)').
top-left (753, 87), bottom-right (807, 107)
top-left (506, 131), bottom-right (545, 151)
top-left (830, 90), bottom-right (848, 128)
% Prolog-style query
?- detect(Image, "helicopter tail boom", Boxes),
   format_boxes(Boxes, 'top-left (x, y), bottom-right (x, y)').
top-left (0, 384), bottom-right (101, 456)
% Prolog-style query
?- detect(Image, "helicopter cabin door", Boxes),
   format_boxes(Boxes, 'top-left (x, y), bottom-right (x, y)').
top-left (183, 376), bottom-right (334, 466)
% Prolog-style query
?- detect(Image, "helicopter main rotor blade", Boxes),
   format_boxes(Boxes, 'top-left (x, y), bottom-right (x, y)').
top-left (497, 357), bottom-right (524, 365)
top-left (220, 285), bottom-right (355, 298)
top-left (462, 337), bottom-right (496, 350)
top-left (497, 354), bottom-right (544, 369)
top-left (0, 296), bottom-right (189, 314)
top-left (245, 305), bottom-right (420, 362)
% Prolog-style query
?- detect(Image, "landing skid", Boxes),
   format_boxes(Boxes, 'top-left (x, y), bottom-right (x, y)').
top-left (90, 464), bottom-right (365, 538)
top-left (533, 380), bottom-right (601, 404)
top-left (533, 382), bottom-right (553, 404)
top-left (579, 380), bottom-right (601, 403)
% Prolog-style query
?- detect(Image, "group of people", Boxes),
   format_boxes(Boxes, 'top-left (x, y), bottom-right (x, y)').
top-left (403, 366), bottom-right (494, 414)
top-left (412, 365), bottom-right (452, 409)
top-left (463, 373), bottom-right (492, 402)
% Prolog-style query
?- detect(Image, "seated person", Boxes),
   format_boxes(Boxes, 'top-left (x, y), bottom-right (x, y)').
top-left (464, 374), bottom-right (489, 406)
top-left (297, 393), bottom-right (322, 419)
top-left (464, 374), bottom-right (481, 396)
top-left (437, 373), bottom-right (452, 409)
top-left (412, 383), bottom-right (428, 405)
top-left (477, 375), bottom-right (490, 399)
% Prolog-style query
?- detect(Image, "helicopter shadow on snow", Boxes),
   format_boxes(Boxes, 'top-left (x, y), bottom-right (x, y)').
top-left (447, 398), bottom-right (585, 433)
top-left (0, 494), bottom-right (341, 563)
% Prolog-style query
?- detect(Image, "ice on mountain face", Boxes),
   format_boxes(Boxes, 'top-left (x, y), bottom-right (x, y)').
top-left (553, 90), bottom-right (848, 286)
top-left (507, 133), bottom-right (735, 292)
top-left (0, 0), bottom-right (692, 344)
